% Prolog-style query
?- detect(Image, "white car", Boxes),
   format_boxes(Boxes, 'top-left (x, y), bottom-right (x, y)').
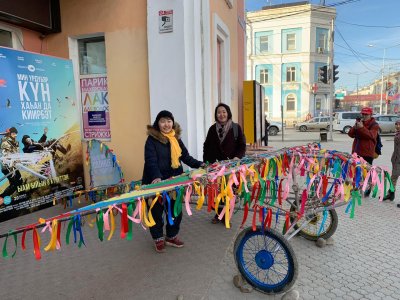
top-left (267, 121), bottom-right (284, 136)
top-left (374, 115), bottom-right (400, 133)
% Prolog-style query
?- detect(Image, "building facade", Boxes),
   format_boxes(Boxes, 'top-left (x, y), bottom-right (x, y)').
top-left (246, 2), bottom-right (336, 125)
top-left (0, 0), bottom-right (245, 185)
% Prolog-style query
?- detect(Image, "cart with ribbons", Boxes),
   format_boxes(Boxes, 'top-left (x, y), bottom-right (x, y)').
top-left (0, 144), bottom-right (393, 295)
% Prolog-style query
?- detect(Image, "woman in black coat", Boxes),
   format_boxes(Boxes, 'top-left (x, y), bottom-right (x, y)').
top-left (203, 103), bottom-right (246, 223)
top-left (142, 110), bottom-right (204, 253)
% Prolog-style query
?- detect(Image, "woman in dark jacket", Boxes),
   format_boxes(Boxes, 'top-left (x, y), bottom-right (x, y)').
top-left (203, 103), bottom-right (246, 223)
top-left (142, 110), bottom-right (204, 253)
top-left (203, 103), bottom-right (246, 164)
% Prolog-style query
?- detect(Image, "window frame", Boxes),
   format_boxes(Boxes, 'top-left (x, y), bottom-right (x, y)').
top-left (286, 66), bottom-right (296, 82)
top-left (259, 35), bottom-right (269, 53)
top-left (286, 94), bottom-right (296, 111)
top-left (287, 33), bottom-right (296, 51)
top-left (0, 24), bottom-right (23, 49)
top-left (260, 68), bottom-right (269, 85)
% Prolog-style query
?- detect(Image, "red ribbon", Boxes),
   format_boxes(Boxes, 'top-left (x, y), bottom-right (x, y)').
top-left (240, 202), bottom-right (249, 228)
top-left (120, 203), bottom-right (128, 239)
top-left (252, 205), bottom-right (258, 231)
top-left (33, 228), bottom-right (41, 260)
top-left (278, 179), bottom-right (283, 206)
top-left (22, 229), bottom-right (27, 250)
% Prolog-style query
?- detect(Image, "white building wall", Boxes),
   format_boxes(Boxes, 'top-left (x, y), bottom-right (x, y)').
top-left (147, 0), bottom-right (208, 160)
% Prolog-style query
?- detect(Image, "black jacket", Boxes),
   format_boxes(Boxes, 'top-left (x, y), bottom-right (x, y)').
top-left (142, 123), bottom-right (203, 184)
top-left (203, 123), bottom-right (246, 163)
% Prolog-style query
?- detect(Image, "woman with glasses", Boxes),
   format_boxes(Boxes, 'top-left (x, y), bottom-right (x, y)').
top-left (203, 103), bottom-right (246, 223)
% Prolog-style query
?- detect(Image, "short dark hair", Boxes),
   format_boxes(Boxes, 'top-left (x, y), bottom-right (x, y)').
top-left (214, 103), bottom-right (232, 122)
top-left (153, 110), bottom-right (175, 130)
top-left (8, 127), bottom-right (18, 134)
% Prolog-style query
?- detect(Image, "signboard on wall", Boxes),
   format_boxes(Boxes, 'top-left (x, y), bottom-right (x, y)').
top-left (159, 10), bottom-right (173, 33)
top-left (88, 140), bottom-right (123, 188)
top-left (0, 47), bottom-right (84, 222)
top-left (80, 75), bottom-right (111, 140)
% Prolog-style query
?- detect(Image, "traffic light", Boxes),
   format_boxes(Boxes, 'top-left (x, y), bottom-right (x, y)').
top-left (319, 65), bottom-right (328, 84)
top-left (333, 65), bottom-right (339, 83)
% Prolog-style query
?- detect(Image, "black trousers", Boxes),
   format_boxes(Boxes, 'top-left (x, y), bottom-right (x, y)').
top-left (148, 198), bottom-right (182, 240)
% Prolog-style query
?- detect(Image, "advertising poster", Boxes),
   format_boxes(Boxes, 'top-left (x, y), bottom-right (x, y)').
top-left (0, 47), bottom-right (84, 222)
top-left (88, 140), bottom-right (123, 188)
top-left (80, 75), bottom-right (110, 140)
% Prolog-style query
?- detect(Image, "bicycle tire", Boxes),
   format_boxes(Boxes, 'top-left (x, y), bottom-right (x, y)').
top-left (234, 226), bottom-right (298, 294)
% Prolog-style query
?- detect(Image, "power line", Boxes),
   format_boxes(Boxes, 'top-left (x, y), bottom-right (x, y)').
top-left (336, 20), bottom-right (400, 28)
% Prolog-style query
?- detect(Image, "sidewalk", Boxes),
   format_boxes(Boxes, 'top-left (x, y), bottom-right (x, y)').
top-left (0, 139), bottom-right (399, 300)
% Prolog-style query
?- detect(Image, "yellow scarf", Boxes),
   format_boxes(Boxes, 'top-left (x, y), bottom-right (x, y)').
top-left (162, 130), bottom-right (182, 169)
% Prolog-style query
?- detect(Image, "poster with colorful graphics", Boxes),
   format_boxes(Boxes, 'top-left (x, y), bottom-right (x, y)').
top-left (0, 47), bottom-right (84, 222)
top-left (80, 75), bottom-right (110, 140)
top-left (88, 140), bottom-right (123, 188)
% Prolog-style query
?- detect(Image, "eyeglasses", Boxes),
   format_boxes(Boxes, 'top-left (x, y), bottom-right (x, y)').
top-left (218, 127), bottom-right (223, 138)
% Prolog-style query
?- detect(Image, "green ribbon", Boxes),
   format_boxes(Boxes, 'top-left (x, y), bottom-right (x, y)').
top-left (258, 178), bottom-right (266, 206)
top-left (66, 218), bottom-right (74, 245)
top-left (2, 231), bottom-right (17, 259)
top-left (96, 210), bottom-right (104, 242)
top-left (270, 180), bottom-right (277, 206)
top-left (127, 202), bottom-right (134, 241)
top-left (350, 190), bottom-right (361, 219)
top-left (385, 171), bottom-right (395, 192)
top-left (174, 186), bottom-right (184, 217)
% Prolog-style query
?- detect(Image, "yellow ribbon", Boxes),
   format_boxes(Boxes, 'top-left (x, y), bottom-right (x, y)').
top-left (193, 182), bottom-right (205, 210)
top-left (107, 205), bottom-right (116, 241)
top-left (263, 159), bottom-right (270, 180)
top-left (344, 182), bottom-right (352, 202)
top-left (44, 220), bottom-right (58, 251)
top-left (141, 197), bottom-right (157, 227)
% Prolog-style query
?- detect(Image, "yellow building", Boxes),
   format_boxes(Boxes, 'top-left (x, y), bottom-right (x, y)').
top-left (0, 0), bottom-right (245, 186)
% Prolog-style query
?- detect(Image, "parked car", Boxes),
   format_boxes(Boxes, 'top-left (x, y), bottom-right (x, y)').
top-left (267, 121), bottom-right (284, 136)
top-left (374, 115), bottom-right (400, 133)
top-left (333, 111), bottom-right (360, 134)
top-left (295, 117), bottom-right (330, 132)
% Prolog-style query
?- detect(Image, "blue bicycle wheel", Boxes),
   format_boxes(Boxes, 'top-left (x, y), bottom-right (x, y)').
top-left (234, 226), bottom-right (298, 294)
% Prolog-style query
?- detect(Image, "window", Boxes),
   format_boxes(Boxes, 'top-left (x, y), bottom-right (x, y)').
top-left (259, 36), bottom-right (269, 53)
top-left (287, 33), bottom-right (296, 51)
top-left (264, 97), bottom-right (269, 112)
top-left (286, 94), bottom-right (295, 111)
top-left (78, 37), bottom-right (107, 75)
top-left (286, 67), bottom-right (296, 82)
top-left (378, 116), bottom-right (390, 122)
top-left (260, 69), bottom-right (269, 84)
top-left (318, 33), bottom-right (327, 51)
top-left (320, 117), bottom-right (329, 122)
top-left (0, 29), bottom-right (12, 47)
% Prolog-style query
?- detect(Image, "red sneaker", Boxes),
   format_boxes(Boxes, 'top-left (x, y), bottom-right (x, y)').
top-left (154, 239), bottom-right (165, 253)
top-left (165, 236), bottom-right (184, 248)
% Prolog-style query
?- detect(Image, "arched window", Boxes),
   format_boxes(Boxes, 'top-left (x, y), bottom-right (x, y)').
top-left (286, 94), bottom-right (296, 111)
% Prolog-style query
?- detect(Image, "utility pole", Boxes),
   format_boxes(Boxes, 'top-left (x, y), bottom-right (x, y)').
top-left (328, 17), bottom-right (335, 141)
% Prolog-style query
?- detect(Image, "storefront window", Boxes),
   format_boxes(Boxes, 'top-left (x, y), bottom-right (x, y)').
top-left (0, 29), bottom-right (13, 48)
top-left (78, 37), bottom-right (107, 75)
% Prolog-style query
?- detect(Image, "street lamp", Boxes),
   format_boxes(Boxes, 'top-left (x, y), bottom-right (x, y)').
top-left (348, 71), bottom-right (368, 104)
top-left (367, 44), bottom-right (386, 115)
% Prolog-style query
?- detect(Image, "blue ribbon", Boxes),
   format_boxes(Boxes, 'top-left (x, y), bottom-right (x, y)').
top-left (274, 208), bottom-right (280, 229)
top-left (163, 191), bottom-right (174, 226)
top-left (345, 200), bottom-right (352, 214)
top-left (322, 179), bottom-right (338, 203)
top-left (68, 195), bottom-right (73, 207)
top-left (355, 165), bottom-right (361, 188)
top-left (74, 215), bottom-right (85, 247)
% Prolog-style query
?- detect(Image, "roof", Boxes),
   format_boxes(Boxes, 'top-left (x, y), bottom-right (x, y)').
top-left (262, 1), bottom-right (310, 10)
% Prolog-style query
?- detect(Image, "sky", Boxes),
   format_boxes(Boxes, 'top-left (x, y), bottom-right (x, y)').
top-left (245, 0), bottom-right (400, 92)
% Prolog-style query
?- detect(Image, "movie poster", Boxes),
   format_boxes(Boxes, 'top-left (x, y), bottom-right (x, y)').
top-left (80, 75), bottom-right (110, 140)
top-left (0, 47), bottom-right (84, 222)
